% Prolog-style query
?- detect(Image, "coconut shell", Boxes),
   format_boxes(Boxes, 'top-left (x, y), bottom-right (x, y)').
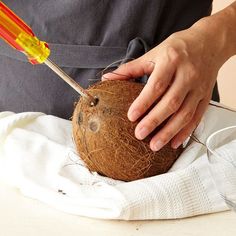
top-left (72, 80), bottom-right (183, 181)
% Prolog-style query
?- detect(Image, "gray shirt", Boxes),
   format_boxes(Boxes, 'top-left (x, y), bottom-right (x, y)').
top-left (0, 0), bottom-right (216, 119)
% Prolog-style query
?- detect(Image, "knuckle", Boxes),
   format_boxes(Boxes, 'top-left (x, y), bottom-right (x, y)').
top-left (168, 32), bottom-right (179, 41)
top-left (148, 116), bottom-right (160, 128)
top-left (188, 65), bottom-right (199, 79)
top-left (147, 60), bottom-right (156, 70)
top-left (160, 130), bottom-right (173, 144)
top-left (167, 46), bottom-right (181, 65)
top-left (182, 110), bottom-right (194, 124)
top-left (168, 96), bottom-right (181, 113)
top-left (198, 85), bottom-right (206, 95)
top-left (183, 65), bottom-right (199, 86)
top-left (198, 84), bottom-right (209, 96)
top-left (140, 101), bottom-right (150, 112)
top-left (154, 81), bottom-right (166, 94)
top-left (131, 100), bottom-right (149, 117)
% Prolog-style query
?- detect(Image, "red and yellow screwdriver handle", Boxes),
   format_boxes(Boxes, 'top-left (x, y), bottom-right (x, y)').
top-left (0, 1), bottom-right (97, 105)
top-left (0, 1), bottom-right (50, 64)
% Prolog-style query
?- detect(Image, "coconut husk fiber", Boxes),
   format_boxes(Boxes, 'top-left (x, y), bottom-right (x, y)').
top-left (72, 80), bottom-right (183, 181)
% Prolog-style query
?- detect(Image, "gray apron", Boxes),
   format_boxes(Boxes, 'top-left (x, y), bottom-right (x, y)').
top-left (0, 0), bottom-right (216, 119)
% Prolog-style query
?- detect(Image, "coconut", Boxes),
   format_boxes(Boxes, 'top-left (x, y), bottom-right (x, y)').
top-left (72, 80), bottom-right (182, 181)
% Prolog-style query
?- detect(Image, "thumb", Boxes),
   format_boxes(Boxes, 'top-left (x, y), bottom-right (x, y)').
top-left (102, 57), bottom-right (154, 81)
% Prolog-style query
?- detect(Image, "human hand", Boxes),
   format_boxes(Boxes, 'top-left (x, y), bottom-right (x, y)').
top-left (102, 19), bottom-right (229, 152)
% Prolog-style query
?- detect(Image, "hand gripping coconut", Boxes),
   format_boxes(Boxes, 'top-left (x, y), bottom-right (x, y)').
top-left (72, 80), bottom-right (183, 182)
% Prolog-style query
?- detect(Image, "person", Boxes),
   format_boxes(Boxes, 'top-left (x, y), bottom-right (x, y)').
top-left (0, 0), bottom-right (235, 151)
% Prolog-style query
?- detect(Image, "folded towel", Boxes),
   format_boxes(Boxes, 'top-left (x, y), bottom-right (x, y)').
top-left (0, 102), bottom-right (236, 220)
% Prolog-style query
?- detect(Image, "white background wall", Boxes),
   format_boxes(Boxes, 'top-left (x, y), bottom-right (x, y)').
top-left (213, 0), bottom-right (236, 108)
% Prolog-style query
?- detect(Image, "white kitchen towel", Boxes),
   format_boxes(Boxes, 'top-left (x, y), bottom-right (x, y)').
top-left (0, 102), bottom-right (236, 220)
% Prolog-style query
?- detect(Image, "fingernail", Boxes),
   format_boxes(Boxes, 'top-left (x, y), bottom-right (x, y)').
top-left (152, 141), bottom-right (164, 152)
top-left (172, 141), bottom-right (181, 149)
top-left (136, 126), bottom-right (149, 140)
top-left (128, 109), bottom-right (141, 122)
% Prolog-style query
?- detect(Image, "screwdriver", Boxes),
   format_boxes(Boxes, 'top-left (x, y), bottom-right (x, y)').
top-left (0, 1), bottom-right (97, 106)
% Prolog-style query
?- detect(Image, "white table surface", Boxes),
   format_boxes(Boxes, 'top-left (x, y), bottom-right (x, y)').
top-left (1, 180), bottom-right (236, 236)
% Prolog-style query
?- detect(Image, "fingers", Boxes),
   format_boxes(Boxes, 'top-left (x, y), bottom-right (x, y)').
top-left (102, 46), bottom-right (179, 82)
top-left (148, 92), bottom-right (201, 151)
top-left (134, 67), bottom-right (189, 142)
top-left (127, 50), bottom-right (178, 122)
top-left (171, 98), bottom-right (209, 149)
top-left (101, 45), bottom-right (211, 153)
top-left (102, 57), bottom-right (154, 81)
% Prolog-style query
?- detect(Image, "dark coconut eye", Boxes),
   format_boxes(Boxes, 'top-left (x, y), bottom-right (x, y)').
top-left (89, 121), bottom-right (99, 132)
top-left (77, 112), bottom-right (83, 125)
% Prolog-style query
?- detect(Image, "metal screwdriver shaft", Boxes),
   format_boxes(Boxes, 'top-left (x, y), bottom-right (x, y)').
top-left (44, 59), bottom-right (97, 106)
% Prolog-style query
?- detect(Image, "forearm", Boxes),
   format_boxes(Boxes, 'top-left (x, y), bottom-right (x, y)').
top-left (192, 1), bottom-right (236, 65)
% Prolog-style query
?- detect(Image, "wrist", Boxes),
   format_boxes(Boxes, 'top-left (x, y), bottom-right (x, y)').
top-left (192, 3), bottom-right (236, 65)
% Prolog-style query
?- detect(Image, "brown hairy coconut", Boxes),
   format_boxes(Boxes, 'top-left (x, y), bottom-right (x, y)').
top-left (72, 80), bottom-right (183, 181)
